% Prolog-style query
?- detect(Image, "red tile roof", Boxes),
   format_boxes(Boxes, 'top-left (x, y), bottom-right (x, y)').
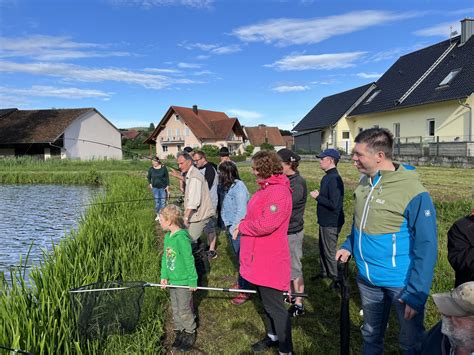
top-left (122, 129), bottom-right (140, 140)
top-left (144, 106), bottom-right (246, 143)
top-left (244, 126), bottom-right (285, 147)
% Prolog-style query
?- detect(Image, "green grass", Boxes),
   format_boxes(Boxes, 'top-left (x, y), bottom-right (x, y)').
top-left (0, 159), bottom-right (472, 354)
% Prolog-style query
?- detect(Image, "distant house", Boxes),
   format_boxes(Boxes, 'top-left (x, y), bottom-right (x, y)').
top-left (293, 84), bottom-right (375, 153)
top-left (282, 135), bottom-right (294, 150)
top-left (144, 105), bottom-right (246, 159)
top-left (244, 125), bottom-right (286, 152)
top-left (348, 18), bottom-right (474, 156)
top-left (294, 18), bottom-right (474, 156)
top-left (121, 129), bottom-right (141, 141)
top-left (0, 108), bottom-right (122, 160)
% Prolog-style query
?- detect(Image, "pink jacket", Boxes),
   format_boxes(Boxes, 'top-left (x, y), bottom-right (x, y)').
top-left (239, 174), bottom-right (292, 291)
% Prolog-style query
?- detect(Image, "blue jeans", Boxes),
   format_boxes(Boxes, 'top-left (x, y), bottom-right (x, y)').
top-left (152, 187), bottom-right (167, 213)
top-left (357, 276), bottom-right (424, 355)
top-left (226, 229), bottom-right (250, 289)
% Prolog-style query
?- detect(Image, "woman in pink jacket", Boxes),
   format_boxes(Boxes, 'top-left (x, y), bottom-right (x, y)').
top-left (233, 150), bottom-right (293, 354)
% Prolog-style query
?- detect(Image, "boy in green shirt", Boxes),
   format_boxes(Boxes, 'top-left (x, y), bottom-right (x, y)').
top-left (159, 204), bottom-right (198, 352)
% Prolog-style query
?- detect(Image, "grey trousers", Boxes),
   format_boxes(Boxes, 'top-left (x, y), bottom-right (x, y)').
top-left (169, 287), bottom-right (196, 333)
top-left (318, 226), bottom-right (340, 279)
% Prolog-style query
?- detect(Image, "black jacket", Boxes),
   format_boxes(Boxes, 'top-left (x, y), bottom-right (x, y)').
top-left (448, 214), bottom-right (474, 287)
top-left (288, 172), bottom-right (307, 234)
top-left (316, 168), bottom-right (344, 228)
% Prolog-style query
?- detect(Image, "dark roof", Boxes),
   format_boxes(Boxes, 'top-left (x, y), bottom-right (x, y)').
top-left (122, 129), bottom-right (141, 140)
top-left (244, 126), bottom-right (285, 146)
top-left (293, 83), bottom-right (374, 131)
top-left (351, 35), bottom-right (474, 116)
top-left (144, 106), bottom-right (246, 143)
top-left (0, 108), bottom-right (95, 144)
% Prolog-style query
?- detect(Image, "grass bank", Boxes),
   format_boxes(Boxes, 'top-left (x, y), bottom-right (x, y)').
top-left (0, 164), bottom-right (167, 354)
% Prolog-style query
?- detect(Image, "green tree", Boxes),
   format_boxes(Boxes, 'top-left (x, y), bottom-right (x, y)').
top-left (201, 144), bottom-right (220, 157)
top-left (259, 142), bottom-right (274, 151)
top-left (245, 144), bottom-right (254, 156)
top-left (148, 123), bottom-right (155, 132)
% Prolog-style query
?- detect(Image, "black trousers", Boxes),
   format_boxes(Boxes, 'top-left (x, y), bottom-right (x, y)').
top-left (256, 285), bottom-right (293, 353)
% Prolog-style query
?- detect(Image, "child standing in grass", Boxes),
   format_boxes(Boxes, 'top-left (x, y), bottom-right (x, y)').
top-left (159, 204), bottom-right (198, 352)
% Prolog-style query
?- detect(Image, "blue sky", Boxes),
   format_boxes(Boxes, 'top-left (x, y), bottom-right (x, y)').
top-left (0, 0), bottom-right (473, 130)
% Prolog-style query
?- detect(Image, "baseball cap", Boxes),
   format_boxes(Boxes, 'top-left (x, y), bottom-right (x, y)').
top-left (219, 147), bottom-right (230, 157)
top-left (277, 148), bottom-right (301, 163)
top-left (316, 148), bottom-right (340, 161)
top-left (432, 281), bottom-right (474, 317)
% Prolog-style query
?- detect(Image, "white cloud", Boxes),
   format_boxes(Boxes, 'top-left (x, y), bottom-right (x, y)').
top-left (272, 85), bottom-right (309, 92)
top-left (193, 70), bottom-right (213, 76)
top-left (143, 67), bottom-right (182, 74)
top-left (196, 55), bottom-right (210, 60)
top-left (0, 85), bottom-right (113, 99)
top-left (266, 52), bottom-right (366, 71)
top-left (414, 21), bottom-right (460, 37)
top-left (0, 35), bottom-right (131, 61)
top-left (227, 109), bottom-right (263, 120)
top-left (180, 42), bottom-right (241, 55)
top-left (356, 72), bottom-right (382, 79)
top-left (0, 61), bottom-right (198, 89)
top-left (107, 0), bottom-right (213, 9)
top-left (232, 10), bottom-right (419, 46)
top-left (178, 62), bottom-right (201, 69)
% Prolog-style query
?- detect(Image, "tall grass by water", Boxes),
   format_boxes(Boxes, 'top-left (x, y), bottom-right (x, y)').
top-left (0, 172), bottom-right (166, 353)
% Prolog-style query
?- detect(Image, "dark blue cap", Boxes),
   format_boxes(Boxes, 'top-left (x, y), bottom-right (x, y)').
top-left (316, 148), bottom-right (340, 161)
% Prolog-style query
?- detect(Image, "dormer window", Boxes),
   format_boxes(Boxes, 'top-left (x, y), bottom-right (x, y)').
top-left (175, 114), bottom-right (180, 121)
top-left (439, 68), bottom-right (462, 86)
top-left (364, 90), bottom-right (381, 105)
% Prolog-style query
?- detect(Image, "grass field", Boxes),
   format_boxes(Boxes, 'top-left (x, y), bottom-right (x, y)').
top-left (0, 158), bottom-right (472, 354)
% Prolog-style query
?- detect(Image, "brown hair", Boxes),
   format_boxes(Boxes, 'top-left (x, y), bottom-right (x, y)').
top-left (252, 151), bottom-right (283, 179)
top-left (355, 128), bottom-right (394, 159)
top-left (159, 204), bottom-right (184, 227)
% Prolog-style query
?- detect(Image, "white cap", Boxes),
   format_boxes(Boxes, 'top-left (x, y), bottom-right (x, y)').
top-left (432, 281), bottom-right (474, 317)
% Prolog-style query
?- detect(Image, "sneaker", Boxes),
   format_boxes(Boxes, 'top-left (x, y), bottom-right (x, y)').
top-left (171, 330), bottom-right (183, 350)
top-left (207, 250), bottom-right (218, 260)
top-left (288, 303), bottom-right (305, 317)
top-left (231, 292), bottom-right (250, 305)
top-left (251, 336), bottom-right (278, 352)
top-left (284, 295), bottom-right (296, 305)
top-left (179, 331), bottom-right (196, 352)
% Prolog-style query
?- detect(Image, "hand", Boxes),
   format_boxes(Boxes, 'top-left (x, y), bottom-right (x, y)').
top-left (399, 300), bottom-right (418, 320)
top-left (310, 190), bottom-right (319, 199)
top-left (189, 287), bottom-right (197, 292)
top-left (232, 223), bottom-right (240, 240)
top-left (184, 216), bottom-right (190, 227)
top-left (160, 279), bottom-right (168, 289)
top-left (336, 249), bottom-right (351, 263)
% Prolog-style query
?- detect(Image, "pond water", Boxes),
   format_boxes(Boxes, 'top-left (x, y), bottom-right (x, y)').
top-left (0, 184), bottom-right (103, 283)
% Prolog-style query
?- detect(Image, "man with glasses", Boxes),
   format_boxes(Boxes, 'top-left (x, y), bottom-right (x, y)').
top-left (193, 151), bottom-right (219, 260)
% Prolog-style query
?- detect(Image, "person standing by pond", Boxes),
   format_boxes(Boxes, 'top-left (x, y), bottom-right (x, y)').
top-left (218, 160), bottom-right (250, 305)
top-left (233, 151), bottom-right (293, 354)
top-left (147, 157), bottom-right (169, 221)
top-left (277, 148), bottom-right (308, 317)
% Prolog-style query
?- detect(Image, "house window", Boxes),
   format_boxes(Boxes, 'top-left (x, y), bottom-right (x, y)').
top-left (167, 128), bottom-right (172, 137)
top-left (184, 128), bottom-right (190, 136)
top-left (364, 90), bottom-right (381, 105)
top-left (393, 123), bottom-right (400, 138)
top-left (342, 131), bottom-right (350, 140)
top-left (177, 145), bottom-right (182, 151)
top-left (327, 130), bottom-right (334, 144)
top-left (427, 119), bottom-right (435, 136)
top-left (162, 145), bottom-right (168, 152)
top-left (176, 128), bottom-right (180, 136)
top-left (175, 114), bottom-right (180, 121)
top-left (439, 68), bottom-right (462, 86)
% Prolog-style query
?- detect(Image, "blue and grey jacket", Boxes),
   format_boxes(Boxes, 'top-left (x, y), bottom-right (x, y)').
top-left (341, 164), bottom-right (437, 312)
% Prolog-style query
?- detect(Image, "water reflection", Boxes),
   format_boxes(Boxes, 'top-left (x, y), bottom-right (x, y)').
top-left (0, 184), bottom-right (103, 283)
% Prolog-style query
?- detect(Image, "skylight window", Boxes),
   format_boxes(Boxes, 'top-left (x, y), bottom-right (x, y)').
top-left (364, 90), bottom-right (381, 105)
top-left (439, 68), bottom-right (462, 86)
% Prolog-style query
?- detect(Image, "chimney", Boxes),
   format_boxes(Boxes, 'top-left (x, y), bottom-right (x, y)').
top-left (461, 18), bottom-right (474, 45)
top-left (192, 105), bottom-right (198, 114)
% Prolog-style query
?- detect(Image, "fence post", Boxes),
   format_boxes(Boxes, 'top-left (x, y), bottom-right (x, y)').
top-left (436, 136), bottom-right (439, 157)
top-left (419, 136), bottom-right (423, 156)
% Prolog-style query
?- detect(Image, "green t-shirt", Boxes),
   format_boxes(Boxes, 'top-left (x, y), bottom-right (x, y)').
top-left (160, 229), bottom-right (197, 287)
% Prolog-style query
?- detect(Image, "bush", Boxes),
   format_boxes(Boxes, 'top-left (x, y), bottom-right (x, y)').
top-left (259, 142), bottom-right (274, 151)
top-left (231, 155), bottom-right (247, 162)
top-left (201, 145), bottom-right (220, 157)
top-left (245, 144), bottom-right (254, 155)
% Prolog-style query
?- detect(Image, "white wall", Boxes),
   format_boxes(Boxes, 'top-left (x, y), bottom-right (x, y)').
top-left (63, 111), bottom-right (122, 160)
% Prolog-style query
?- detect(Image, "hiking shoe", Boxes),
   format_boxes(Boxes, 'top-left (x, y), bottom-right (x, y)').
top-left (179, 331), bottom-right (196, 352)
top-left (251, 336), bottom-right (279, 352)
top-left (231, 292), bottom-right (250, 305)
top-left (284, 295), bottom-right (296, 305)
top-left (288, 303), bottom-right (305, 317)
top-left (171, 330), bottom-right (183, 349)
top-left (207, 250), bottom-right (218, 260)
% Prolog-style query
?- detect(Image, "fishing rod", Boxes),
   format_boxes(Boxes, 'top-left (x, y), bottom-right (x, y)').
top-left (69, 282), bottom-right (308, 298)
top-left (60, 137), bottom-right (180, 170)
